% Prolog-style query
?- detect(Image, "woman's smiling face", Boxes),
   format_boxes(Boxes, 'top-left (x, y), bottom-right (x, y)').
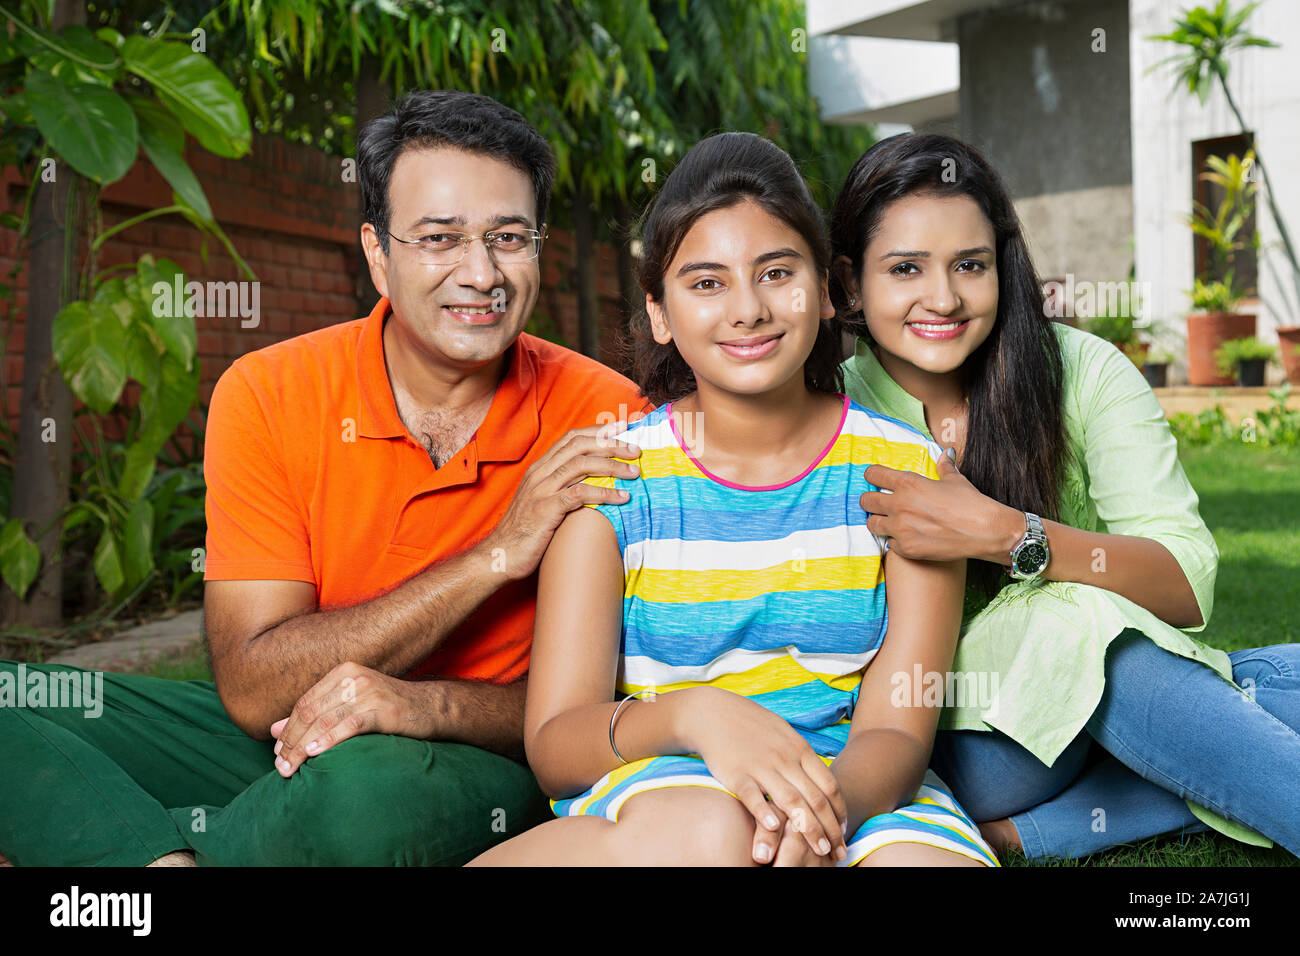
top-left (647, 198), bottom-right (835, 399)
top-left (842, 192), bottom-right (999, 375)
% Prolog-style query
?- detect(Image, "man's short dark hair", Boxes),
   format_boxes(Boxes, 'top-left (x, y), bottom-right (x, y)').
top-left (358, 90), bottom-right (557, 254)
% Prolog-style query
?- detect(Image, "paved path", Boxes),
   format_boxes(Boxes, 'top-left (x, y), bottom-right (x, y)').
top-left (1154, 385), bottom-right (1300, 422)
top-left (49, 609), bottom-right (204, 672)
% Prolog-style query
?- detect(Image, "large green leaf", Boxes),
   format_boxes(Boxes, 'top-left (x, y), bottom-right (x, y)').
top-left (0, 9), bottom-right (119, 70)
top-left (131, 97), bottom-right (213, 221)
top-left (0, 518), bottom-right (40, 599)
top-left (26, 25), bottom-right (122, 85)
top-left (51, 300), bottom-right (129, 413)
top-left (94, 275), bottom-right (147, 328)
top-left (0, 91), bottom-right (34, 126)
top-left (121, 36), bottom-right (250, 159)
top-left (136, 351), bottom-right (200, 452)
top-left (93, 525), bottom-right (125, 596)
top-left (137, 257), bottom-right (196, 370)
top-left (25, 69), bottom-right (138, 183)
top-left (122, 498), bottom-right (155, 587)
top-left (123, 319), bottom-right (163, 384)
top-left (117, 442), bottom-right (157, 502)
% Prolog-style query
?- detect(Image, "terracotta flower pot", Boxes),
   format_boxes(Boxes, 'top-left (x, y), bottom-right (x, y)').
top-left (1278, 326), bottom-right (1300, 386)
top-left (1186, 312), bottom-right (1256, 386)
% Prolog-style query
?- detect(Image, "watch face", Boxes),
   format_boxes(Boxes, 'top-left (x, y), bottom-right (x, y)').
top-left (1015, 543), bottom-right (1048, 574)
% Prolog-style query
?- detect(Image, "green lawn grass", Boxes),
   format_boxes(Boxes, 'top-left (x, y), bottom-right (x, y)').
top-left (142, 443), bottom-right (1300, 866)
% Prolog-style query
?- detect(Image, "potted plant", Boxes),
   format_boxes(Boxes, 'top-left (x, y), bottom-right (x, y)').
top-left (1186, 273), bottom-right (1256, 386)
top-left (1142, 348), bottom-right (1175, 388)
top-left (1214, 337), bottom-right (1277, 387)
top-left (1155, 3), bottom-right (1300, 387)
top-left (1120, 341), bottom-right (1148, 369)
top-left (1279, 328), bottom-right (1300, 385)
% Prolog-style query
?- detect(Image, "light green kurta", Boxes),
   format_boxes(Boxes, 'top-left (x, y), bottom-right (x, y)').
top-left (841, 322), bottom-right (1268, 846)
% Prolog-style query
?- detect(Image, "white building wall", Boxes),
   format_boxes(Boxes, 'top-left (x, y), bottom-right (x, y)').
top-left (1130, 0), bottom-right (1300, 372)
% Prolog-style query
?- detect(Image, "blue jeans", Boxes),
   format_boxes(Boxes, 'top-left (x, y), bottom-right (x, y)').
top-left (930, 632), bottom-right (1300, 859)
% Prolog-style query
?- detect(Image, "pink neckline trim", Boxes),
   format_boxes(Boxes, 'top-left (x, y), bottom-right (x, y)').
top-left (665, 393), bottom-right (849, 492)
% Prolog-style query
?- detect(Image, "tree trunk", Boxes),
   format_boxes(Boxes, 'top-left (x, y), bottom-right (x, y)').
top-left (355, 57), bottom-right (389, 318)
top-left (1, 0), bottom-right (84, 629)
top-left (571, 181), bottom-right (600, 359)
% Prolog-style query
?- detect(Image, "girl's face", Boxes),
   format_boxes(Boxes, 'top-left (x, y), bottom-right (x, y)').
top-left (837, 192), bottom-right (999, 376)
top-left (647, 198), bottom-right (835, 401)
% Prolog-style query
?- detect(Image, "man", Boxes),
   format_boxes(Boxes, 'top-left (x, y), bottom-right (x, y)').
top-left (0, 90), bottom-right (651, 866)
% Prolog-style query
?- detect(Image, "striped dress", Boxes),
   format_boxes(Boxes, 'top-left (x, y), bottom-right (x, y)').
top-left (550, 394), bottom-right (999, 866)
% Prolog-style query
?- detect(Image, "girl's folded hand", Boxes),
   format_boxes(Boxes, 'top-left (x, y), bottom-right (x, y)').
top-left (685, 686), bottom-right (849, 863)
top-left (773, 812), bottom-right (841, 867)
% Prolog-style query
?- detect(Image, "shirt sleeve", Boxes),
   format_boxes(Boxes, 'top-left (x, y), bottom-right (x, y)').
top-left (912, 436), bottom-right (945, 481)
top-left (865, 432), bottom-right (944, 552)
top-left (203, 362), bottom-right (316, 583)
top-left (580, 474), bottom-right (630, 554)
top-left (1073, 335), bottom-right (1218, 632)
top-left (572, 373), bottom-right (653, 552)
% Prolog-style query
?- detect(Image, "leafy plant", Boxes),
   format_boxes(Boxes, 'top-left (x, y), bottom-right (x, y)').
top-left (1169, 384), bottom-right (1299, 447)
top-left (55, 255), bottom-right (201, 600)
top-left (1189, 273), bottom-right (1246, 313)
top-left (1151, 0), bottom-right (1299, 323)
top-left (1187, 151), bottom-right (1258, 283)
top-left (0, 6), bottom-right (251, 611)
top-left (1214, 336), bottom-right (1277, 377)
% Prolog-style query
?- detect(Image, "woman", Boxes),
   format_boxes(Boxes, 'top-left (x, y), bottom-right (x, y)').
top-left (829, 131), bottom-right (1300, 859)
top-left (469, 132), bottom-right (998, 866)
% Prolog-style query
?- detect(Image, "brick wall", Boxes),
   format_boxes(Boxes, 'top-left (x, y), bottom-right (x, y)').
top-left (0, 133), bottom-right (633, 447)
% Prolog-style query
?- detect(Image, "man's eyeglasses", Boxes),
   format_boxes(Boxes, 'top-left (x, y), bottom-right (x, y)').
top-left (383, 225), bottom-right (548, 265)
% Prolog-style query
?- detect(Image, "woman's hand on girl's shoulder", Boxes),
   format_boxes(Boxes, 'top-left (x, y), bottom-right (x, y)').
top-left (683, 686), bottom-right (849, 864)
top-left (860, 454), bottom-right (1021, 563)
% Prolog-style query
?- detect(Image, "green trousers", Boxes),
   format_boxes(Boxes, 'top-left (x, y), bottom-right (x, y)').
top-left (0, 660), bottom-right (552, 866)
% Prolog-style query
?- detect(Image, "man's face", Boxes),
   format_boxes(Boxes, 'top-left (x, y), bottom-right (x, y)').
top-left (363, 146), bottom-right (541, 370)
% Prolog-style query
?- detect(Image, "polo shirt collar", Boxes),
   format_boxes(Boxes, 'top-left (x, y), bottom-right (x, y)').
top-left (356, 297), bottom-right (540, 461)
top-left (847, 337), bottom-right (932, 438)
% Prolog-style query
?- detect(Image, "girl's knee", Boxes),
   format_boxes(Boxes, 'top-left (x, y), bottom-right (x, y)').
top-left (859, 842), bottom-right (987, 867)
top-left (616, 788), bottom-right (759, 866)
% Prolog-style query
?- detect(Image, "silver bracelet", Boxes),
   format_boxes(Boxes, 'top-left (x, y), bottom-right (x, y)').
top-left (609, 690), bottom-right (657, 764)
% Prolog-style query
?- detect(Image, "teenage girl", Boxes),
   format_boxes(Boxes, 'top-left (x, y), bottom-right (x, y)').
top-left (469, 132), bottom-right (998, 866)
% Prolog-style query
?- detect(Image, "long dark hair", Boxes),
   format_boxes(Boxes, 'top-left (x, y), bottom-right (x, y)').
top-left (829, 133), bottom-right (1069, 598)
top-left (622, 132), bottom-right (844, 406)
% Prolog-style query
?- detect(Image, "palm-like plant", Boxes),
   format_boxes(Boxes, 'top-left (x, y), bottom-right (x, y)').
top-left (1187, 150), bottom-right (1258, 283)
top-left (1151, 0), bottom-right (1299, 318)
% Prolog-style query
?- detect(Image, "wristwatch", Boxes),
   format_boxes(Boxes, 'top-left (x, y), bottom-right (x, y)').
top-left (1008, 511), bottom-right (1050, 581)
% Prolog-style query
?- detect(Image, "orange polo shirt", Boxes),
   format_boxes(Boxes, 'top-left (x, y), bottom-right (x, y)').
top-left (203, 296), bottom-right (653, 683)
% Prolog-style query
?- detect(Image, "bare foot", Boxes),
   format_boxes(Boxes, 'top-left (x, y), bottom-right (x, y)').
top-left (977, 817), bottom-right (1022, 854)
top-left (0, 850), bottom-right (11, 867)
top-left (146, 850), bottom-right (197, 867)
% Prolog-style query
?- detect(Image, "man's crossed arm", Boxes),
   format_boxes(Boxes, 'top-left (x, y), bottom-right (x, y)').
top-left (203, 424), bottom-right (642, 777)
